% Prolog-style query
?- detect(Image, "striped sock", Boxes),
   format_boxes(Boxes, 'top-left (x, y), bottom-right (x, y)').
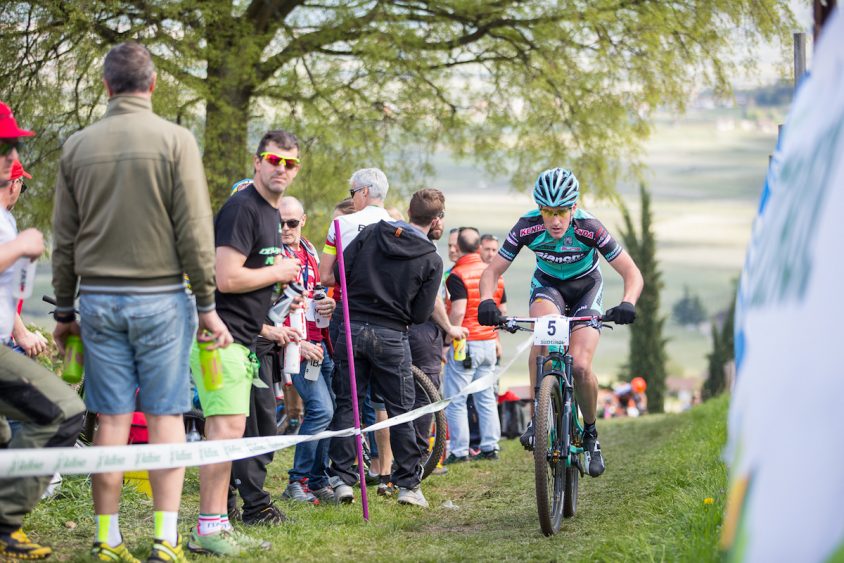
top-left (196, 513), bottom-right (221, 536)
top-left (219, 513), bottom-right (233, 532)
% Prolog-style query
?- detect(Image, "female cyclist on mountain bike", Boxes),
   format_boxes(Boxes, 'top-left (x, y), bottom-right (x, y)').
top-left (477, 167), bottom-right (643, 477)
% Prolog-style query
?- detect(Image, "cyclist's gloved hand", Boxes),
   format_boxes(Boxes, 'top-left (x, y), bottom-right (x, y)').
top-left (478, 299), bottom-right (502, 326)
top-left (605, 301), bottom-right (636, 324)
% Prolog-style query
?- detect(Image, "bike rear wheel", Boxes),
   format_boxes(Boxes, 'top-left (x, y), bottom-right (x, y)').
top-left (412, 366), bottom-right (447, 480)
top-left (534, 373), bottom-right (565, 536)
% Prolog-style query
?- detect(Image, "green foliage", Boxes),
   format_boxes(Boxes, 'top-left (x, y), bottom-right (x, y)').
top-left (619, 184), bottom-right (668, 412)
top-left (0, 1), bottom-right (794, 235)
top-left (703, 285), bottom-right (736, 399)
top-left (673, 285), bottom-right (708, 326)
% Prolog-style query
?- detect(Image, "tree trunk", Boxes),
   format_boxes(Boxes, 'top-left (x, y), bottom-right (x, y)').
top-left (203, 10), bottom-right (259, 209)
top-left (204, 88), bottom-right (252, 209)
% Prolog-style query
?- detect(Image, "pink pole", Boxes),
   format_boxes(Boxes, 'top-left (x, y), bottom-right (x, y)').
top-left (333, 219), bottom-right (370, 521)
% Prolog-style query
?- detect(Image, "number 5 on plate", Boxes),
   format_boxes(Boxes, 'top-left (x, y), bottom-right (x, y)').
top-left (533, 315), bottom-right (569, 347)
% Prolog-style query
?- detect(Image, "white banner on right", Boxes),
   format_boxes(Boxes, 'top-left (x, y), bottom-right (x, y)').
top-left (725, 8), bottom-right (844, 562)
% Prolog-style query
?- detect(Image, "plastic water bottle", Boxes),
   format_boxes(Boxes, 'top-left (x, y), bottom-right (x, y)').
top-left (186, 419), bottom-right (202, 442)
top-left (198, 340), bottom-right (223, 391)
top-left (283, 307), bottom-right (306, 377)
top-left (312, 285), bottom-right (330, 328)
top-left (11, 258), bottom-right (36, 299)
top-left (269, 282), bottom-right (305, 325)
top-left (62, 335), bottom-right (84, 384)
top-left (304, 357), bottom-right (322, 381)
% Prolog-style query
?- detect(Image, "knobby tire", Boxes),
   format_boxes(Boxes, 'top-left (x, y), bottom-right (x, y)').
top-left (412, 366), bottom-right (446, 480)
top-left (534, 374), bottom-right (565, 536)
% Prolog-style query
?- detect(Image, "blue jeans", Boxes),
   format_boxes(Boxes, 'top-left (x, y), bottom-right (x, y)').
top-left (79, 291), bottom-right (197, 415)
top-left (289, 342), bottom-right (335, 489)
top-left (444, 339), bottom-right (501, 457)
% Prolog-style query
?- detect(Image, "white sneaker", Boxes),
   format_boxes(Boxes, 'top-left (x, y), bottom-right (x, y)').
top-left (397, 486), bottom-right (429, 508)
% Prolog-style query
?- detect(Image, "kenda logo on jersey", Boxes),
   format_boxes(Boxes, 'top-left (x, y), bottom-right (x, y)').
top-left (519, 225), bottom-right (545, 237)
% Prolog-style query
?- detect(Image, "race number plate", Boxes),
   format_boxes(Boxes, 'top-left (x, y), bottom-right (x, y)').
top-left (533, 315), bottom-right (570, 347)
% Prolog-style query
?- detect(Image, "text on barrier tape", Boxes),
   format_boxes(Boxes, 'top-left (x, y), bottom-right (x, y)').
top-left (0, 339), bottom-right (531, 478)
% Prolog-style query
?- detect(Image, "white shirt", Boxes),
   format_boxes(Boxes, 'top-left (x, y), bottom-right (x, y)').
top-left (322, 205), bottom-right (393, 256)
top-left (0, 208), bottom-right (18, 341)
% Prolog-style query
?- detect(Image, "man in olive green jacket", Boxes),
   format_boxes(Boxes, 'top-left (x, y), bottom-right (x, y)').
top-left (52, 41), bottom-right (232, 563)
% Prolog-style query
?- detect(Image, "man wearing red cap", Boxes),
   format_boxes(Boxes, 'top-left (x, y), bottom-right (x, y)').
top-left (4, 159), bottom-right (49, 358)
top-left (5, 159), bottom-right (31, 211)
top-left (0, 101), bottom-right (85, 561)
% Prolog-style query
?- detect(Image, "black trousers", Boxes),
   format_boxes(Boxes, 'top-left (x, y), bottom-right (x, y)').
top-left (228, 343), bottom-right (278, 517)
top-left (328, 322), bottom-right (421, 489)
top-left (408, 320), bottom-right (443, 455)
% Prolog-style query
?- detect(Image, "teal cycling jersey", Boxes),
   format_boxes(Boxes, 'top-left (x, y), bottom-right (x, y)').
top-left (499, 208), bottom-right (623, 281)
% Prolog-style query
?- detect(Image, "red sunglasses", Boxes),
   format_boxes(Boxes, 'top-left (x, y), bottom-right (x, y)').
top-left (259, 152), bottom-right (301, 170)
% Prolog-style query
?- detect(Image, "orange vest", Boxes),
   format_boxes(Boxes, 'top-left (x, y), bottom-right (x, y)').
top-left (447, 252), bottom-right (504, 341)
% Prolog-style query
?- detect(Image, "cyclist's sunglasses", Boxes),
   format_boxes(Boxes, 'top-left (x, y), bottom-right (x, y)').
top-left (280, 219), bottom-right (301, 229)
top-left (539, 206), bottom-right (573, 218)
top-left (259, 152), bottom-right (301, 170)
top-left (0, 139), bottom-right (20, 156)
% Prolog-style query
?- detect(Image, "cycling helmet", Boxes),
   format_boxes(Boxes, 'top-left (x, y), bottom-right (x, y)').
top-left (631, 377), bottom-right (647, 394)
top-left (533, 167), bottom-right (580, 208)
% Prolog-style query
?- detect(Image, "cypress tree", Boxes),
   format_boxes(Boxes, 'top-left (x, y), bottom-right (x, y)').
top-left (618, 184), bottom-right (669, 412)
top-left (703, 284), bottom-right (737, 399)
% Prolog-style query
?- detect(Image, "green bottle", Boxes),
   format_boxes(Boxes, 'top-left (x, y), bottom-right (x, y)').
top-left (198, 340), bottom-right (223, 391)
top-left (62, 335), bottom-right (84, 384)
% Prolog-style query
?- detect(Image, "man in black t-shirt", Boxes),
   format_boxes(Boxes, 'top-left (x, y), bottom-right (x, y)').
top-left (188, 130), bottom-right (301, 557)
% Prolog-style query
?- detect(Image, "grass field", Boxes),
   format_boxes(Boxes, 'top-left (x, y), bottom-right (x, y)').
top-left (26, 395), bottom-right (730, 562)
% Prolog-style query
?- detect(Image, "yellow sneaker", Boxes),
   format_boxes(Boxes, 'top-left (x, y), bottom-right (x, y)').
top-left (91, 541), bottom-right (140, 563)
top-left (0, 528), bottom-right (52, 560)
top-left (147, 535), bottom-right (188, 563)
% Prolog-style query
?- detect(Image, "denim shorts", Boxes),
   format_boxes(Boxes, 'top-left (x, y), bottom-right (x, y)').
top-left (79, 291), bottom-right (197, 415)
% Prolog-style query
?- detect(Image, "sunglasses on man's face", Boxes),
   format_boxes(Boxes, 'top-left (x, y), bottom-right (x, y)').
top-left (349, 185), bottom-right (368, 198)
top-left (0, 139), bottom-right (20, 156)
top-left (259, 152), bottom-right (301, 170)
top-left (539, 206), bottom-right (573, 218)
top-left (280, 219), bottom-right (301, 229)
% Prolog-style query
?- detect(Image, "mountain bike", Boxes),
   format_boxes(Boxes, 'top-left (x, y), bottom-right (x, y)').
top-left (498, 313), bottom-right (609, 536)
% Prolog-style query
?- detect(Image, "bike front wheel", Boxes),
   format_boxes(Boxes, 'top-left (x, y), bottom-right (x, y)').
top-left (534, 374), bottom-right (565, 536)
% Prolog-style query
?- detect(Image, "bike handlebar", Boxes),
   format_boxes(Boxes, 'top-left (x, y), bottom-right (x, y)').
top-left (496, 314), bottom-right (610, 334)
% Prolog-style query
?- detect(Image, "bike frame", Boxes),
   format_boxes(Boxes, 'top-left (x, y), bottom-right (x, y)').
top-left (509, 314), bottom-right (596, 468)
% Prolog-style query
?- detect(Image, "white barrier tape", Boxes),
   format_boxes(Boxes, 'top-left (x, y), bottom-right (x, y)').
top-left (0, 427), bottom-right (356, 478)
top-left (0, 335), bottom-right (533, 478)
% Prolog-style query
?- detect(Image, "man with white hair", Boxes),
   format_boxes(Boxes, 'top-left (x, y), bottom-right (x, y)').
top-left (318, 167), bottom-right (391, 286)
top-left (319, 168), bottom-right (395, 501)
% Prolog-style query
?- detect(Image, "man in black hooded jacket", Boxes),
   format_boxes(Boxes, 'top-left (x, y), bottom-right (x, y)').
top-left (328, 188), bottom-right (444, 508)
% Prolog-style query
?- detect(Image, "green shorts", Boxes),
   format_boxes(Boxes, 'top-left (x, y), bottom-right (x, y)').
top-left (190, 342), bottom-right (255, 417)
